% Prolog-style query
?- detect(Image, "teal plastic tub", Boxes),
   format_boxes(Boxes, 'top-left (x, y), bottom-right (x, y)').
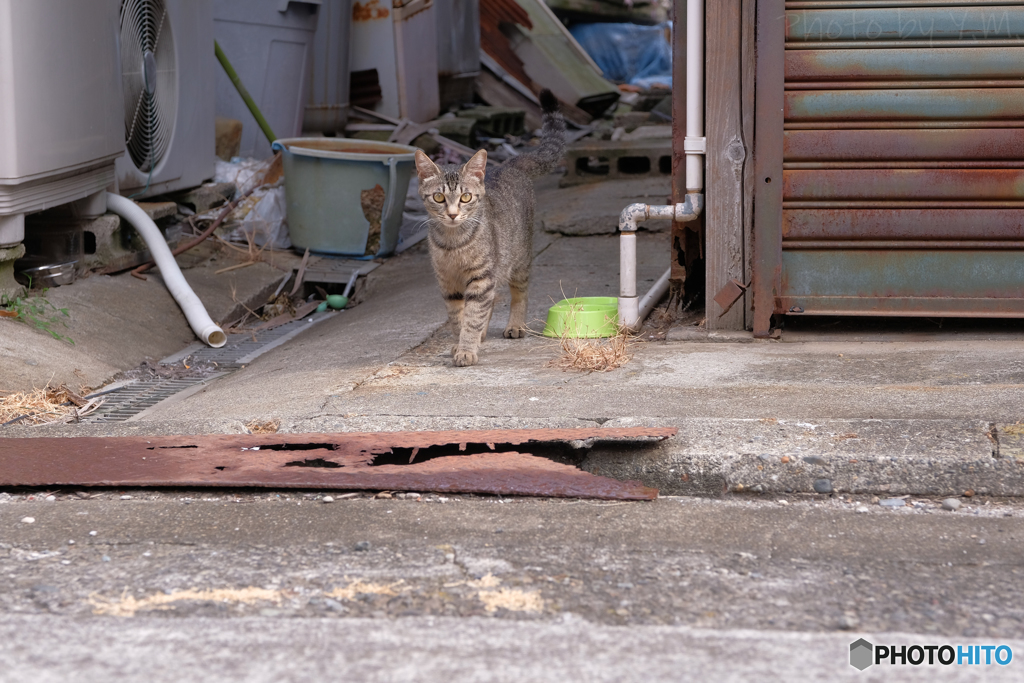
top-left (542, 297), bottom-right (619, 338)
top-left (272, 137), bottom-right (418, 257)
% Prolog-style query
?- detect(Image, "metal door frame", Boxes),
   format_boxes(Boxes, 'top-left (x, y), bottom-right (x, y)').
top-left (753, 0), bottom-right (785, 338)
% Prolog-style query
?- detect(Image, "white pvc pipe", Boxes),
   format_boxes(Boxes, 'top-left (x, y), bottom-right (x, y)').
top-left (105, 192), bottom-right (227, 348)
top-left (639, 267), bottom-right (673, 321)
top-left (614, 0), bottom-right (706, 329)
top-left (617, 195), bottom-right (703, 329)
top-left (686, 0), bottom-right (705, 193)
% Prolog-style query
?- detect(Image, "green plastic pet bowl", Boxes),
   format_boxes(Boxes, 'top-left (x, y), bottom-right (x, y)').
top-left (542, 297), bottom-right (619, 338)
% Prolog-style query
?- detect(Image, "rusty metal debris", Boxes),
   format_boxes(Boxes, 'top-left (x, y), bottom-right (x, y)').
top-left (0, 427), bottom-right (675, 500)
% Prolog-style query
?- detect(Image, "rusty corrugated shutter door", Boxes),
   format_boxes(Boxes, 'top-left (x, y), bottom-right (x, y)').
top-left (778, 1), bottom-right (1024, 316)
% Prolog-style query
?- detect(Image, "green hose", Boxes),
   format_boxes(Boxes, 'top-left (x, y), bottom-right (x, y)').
top-left (214, 40), bottom-right (278, 146)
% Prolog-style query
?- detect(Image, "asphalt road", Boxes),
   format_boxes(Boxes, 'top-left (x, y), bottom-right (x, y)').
top-left (1, 490), bottom-right (1022, 681)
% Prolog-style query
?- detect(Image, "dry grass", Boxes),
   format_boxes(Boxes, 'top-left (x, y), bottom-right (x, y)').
top-left (1004, 421), bottom-right (1024, 436)
top-left (477, 587), bottom-right (545, 613)
top-left (538, 295), bottom-right (635, 373)
top-left (245, 418), bottom-right (280, 434)
top-left (550, 331), bottom-right (634, 373)
top-left (88, 587), bottom-right (284, 617)
top-left (0, 384), bottom-right (100, 426)
top-left (325, 579), bottom-right (407, 601)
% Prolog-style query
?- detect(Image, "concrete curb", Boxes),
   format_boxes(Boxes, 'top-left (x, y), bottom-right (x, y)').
top-left (584, 417), bottom-right (1020, 498)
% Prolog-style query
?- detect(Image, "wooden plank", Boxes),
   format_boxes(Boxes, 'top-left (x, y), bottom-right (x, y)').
top-left (753, 0), bottom-right (786, 337)
top-left (670, 0), bottom-right (690, 288)
top-left (705, 0), bottom-right (747, 330)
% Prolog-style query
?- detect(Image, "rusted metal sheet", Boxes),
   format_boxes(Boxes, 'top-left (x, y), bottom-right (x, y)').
top-left (752, 0), bottom-right (1024, 325)
top-left (785, 6), bottom-right (1024, 45)
top-left (784, 169), bottom-right (1024, 201)
top-left (777, 296), bottom-right (1024, 317)
top-left (783, 129), bottom-right (1024, 161)
top-left (0, 427), bottom-right (675, 500)
top-left (781, 251), bottom-right (1024, 299)
top-left (786, 89), bottom-right (1024, 122)
top-left (783, 208), bottom-right (1024, 241)
top-left (786, 47), bottom-right (1024, 82)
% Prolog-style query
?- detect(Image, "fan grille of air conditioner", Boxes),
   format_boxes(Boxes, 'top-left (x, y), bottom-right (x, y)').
top-left (120, 0), bottom-right (177, 172)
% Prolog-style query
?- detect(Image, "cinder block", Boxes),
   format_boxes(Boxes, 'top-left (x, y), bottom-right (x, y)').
top-left (0, 242), bottom-right (26, 300)
top-left (561, 139), bottom-right (672, 187)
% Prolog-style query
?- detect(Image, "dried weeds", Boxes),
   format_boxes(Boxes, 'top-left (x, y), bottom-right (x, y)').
top-left (88, 587), bottom-right (283, 617)
top-left (0, 384), bottom-right (99, 426)
top-left (549, 329), bottom-right (635, 373)
top-left (326, 579), bottom-right (407, 601)
top-left (245, 418), bottom-right (280, 434)
top-left (477, 587), bottom-right (545, 613)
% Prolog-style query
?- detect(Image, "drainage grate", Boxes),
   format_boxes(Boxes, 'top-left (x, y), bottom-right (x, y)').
top-left (86, 377), bottom-right (215, 423)
top-left (163, 311), bottom-right (335, 370)
top-left (84, 311), bottom-right (336, 422)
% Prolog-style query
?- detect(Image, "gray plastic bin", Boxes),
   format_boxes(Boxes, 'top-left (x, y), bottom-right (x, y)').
top-left (214, 0), bottom-right (321, 159)
top-left (272, 138), bottom-right (417, 257)
top-left (304, 0), bottom-right (352, 134)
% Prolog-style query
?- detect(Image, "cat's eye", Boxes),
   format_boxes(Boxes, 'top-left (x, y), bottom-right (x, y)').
top-left (432, 192), bottom-right (446, 203)
top-left (460, 193), bottom-right (472, 203)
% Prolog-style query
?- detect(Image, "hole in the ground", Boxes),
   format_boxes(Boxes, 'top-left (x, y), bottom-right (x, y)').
top-left (370, 442), bottom-right (585, 468)
top-left (618, 156), bottom-right (651, 174)
top-left (576, 156), bottom-right (609, 175)
top-left (372, 442), bottom-right (508, 466)
top-left (257, 443), bottom-right (338, 451)
top-left (284, 458), bottom-right (342, 468)
top-left (214, 466), bottom-right (226, 471)
top-left (146, 445), bottom-right (199, 450)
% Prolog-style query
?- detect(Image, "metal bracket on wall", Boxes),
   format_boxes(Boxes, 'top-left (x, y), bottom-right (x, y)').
top-left (713, 278), bottom-right (750, 317)
top-left (684, 136), bottom-right (706, 154)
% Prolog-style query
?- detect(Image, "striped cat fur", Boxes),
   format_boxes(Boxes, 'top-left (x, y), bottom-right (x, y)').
top-left (414, 89), bottom-right (566, 367)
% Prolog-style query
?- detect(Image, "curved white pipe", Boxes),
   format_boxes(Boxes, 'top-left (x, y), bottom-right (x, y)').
top-left (105, 192), bottom-right (227, 348)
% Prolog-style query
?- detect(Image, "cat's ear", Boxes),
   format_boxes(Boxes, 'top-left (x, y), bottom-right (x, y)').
top-left (414, 149), bottom-right (441, 180)
top-left (463, 149), bottom-right (487, 182)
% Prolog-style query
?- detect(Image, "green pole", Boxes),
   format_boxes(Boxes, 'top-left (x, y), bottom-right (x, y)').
top-left (214, 40), bottom-right (278, 146)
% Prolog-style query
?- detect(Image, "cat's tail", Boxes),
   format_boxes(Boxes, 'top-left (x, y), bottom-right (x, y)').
top-left (506, 89), bottom-right (566, 179)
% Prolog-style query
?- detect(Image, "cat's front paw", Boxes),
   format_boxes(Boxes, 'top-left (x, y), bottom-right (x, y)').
top-left (503, 325), bottom-right (527, 339)
top-left (452, 348), bottom-right (478, 367)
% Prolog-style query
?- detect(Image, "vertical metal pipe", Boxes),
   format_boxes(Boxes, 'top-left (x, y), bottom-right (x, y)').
top-left (686, 0), bottom-right (705, 192)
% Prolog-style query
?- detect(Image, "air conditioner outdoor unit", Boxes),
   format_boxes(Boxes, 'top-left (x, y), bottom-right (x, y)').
top-left (114, 0), bottom-right (216, 198)
top-left (0, 0), bottom-right (124, 248)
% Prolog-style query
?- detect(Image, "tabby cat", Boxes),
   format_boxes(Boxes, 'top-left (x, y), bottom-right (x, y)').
top-left (414, 89), bottom-right (565, 367)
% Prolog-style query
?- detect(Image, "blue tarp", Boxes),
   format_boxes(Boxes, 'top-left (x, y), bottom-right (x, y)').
top-left (569, 22), bottom-right (672, 89)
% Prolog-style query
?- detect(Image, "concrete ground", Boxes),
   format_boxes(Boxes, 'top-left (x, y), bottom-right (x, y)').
top-left (2, 172), bottom-right (1024, 679)
top-left (1, 492), bottom-right (1022, 681)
